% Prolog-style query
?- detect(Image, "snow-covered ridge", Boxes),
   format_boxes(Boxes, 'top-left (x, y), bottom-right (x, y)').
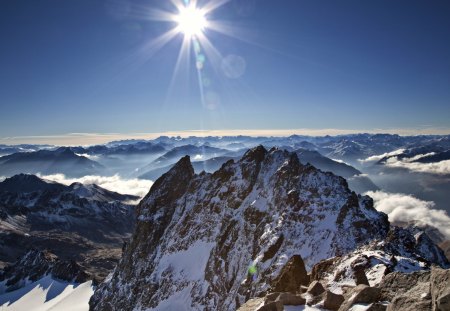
top-left (91, 146), bottom-right (395, 311)
top-left (0, 275), bottom-right (93, 311)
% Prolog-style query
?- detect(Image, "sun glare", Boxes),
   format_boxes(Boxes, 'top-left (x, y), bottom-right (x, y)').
top-left (175, 6), bottom-right (208, 37)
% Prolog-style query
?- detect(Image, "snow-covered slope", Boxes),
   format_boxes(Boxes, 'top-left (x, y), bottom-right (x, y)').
top-left (90, 146), bottom-right (391, 311)
top-left (0, 276), bottom-right (93, 311)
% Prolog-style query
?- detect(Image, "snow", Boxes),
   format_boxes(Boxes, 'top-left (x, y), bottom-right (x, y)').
top-left (147, 285), bottom-right (193, 311)
top-left (348, 303), bottom-right (371, 311)
top-left (157, 240), bottom-right (214, 281)
top-left (284, 306), bottom-right (327, 311)
top-left (0, 276), bottom-right (93, 311)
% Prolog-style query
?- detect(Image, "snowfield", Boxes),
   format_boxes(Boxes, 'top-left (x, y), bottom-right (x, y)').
top-left (0, 276), bottom-right (93, 311)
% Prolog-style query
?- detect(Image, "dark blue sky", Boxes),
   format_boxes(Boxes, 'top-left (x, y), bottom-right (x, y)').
top-left (1, 0), bottom-right (450, 141)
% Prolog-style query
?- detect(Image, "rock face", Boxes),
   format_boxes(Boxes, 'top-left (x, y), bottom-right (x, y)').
top-left (90, 146), bottom-right (391, 311)
top-left (0, 249), bottom-right (89, 293)
top-left (431, 267), bottom-right (450, 311)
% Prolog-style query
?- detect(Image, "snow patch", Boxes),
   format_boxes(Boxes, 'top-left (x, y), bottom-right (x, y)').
top-left (0, 275), bottom-right (93, 311)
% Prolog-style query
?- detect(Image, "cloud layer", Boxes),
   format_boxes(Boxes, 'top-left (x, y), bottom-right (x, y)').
top-left (358, 149), bottom-right (405, 163)
top-left (385, 157), bottom-right (450, 175)
top-left (38, 173), bottom-right (153, 198)
top-left (366, 190), bottom-right (450, 238)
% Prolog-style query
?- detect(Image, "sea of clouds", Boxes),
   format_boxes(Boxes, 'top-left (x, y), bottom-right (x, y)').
top-left (366, 190), bottom-right (450, 239)
top-left (38, 173), bottom-right (153, 198)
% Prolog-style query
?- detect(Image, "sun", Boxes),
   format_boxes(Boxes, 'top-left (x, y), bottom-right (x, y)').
top-left (175, 5), bottom-right (208, 38)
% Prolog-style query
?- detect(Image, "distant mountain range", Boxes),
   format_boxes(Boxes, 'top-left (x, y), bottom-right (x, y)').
top-left (0, 147), bottom-right (105, 177)
top-left (0, 174), bottom-right (138, 280)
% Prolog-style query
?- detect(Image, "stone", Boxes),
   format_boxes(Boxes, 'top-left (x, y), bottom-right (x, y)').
top-left (431, 266), bottom-right (450, 311)
top-left (323, 290), bottom-right (344, 310)
top-left (275, 292), bottom-right (306, 305)
top-left (338, 285), bottom-right (380, 311)
top-left (272, 255), bottom-right (309, 293)
top-left (307, 280), bottom-right (325, 297)
top-left (237, 298), bottom-right (265, 311)
top-left (256, 301), bottom-right (283, 311)
top-left (265, 292), bottom-right (281, 303)
top-left (378, 270), bottom-right (430, 302)
top-left (377, 270), bottom-right (431, 311)
top-left (353, 266), bottom-right (370, 286)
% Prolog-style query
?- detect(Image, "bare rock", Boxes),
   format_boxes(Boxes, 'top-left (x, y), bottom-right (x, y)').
top-left (338, 285), bottom-right (380, 311)
top-left (378, 270), bottom-right (431, 309)
top-left (431, 266), bottom-right (450, 311)
top-left (378, 271), bottom-right (430, 301)
top-left (272, 255), bottom-right (309, 293)
top-left (323, 290), bottom-right (344, 310)
top-left (237, 298), bottom-right (265, 311)
top-left (265, 292), bottom-right (281, 303)
top-left (353, 265), bottom-right (370, 286)
top-left (310, 257), bottom-right (339, 281)
top-left (307, 280), bottom-right (325, 297)
top-left (256, 301), bottom-right (283, 311)
top-left (275, 292), bottom-right (306, 306)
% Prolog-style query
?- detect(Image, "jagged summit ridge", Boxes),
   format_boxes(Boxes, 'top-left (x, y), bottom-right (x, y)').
top-left (90, 146), bottom-right (393, 311)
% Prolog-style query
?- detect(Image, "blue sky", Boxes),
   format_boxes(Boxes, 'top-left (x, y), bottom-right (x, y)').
top-left (1, 0), bottom-right (450, 142)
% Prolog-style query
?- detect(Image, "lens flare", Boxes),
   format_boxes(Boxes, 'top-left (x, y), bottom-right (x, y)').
top-left (175, 5), bottom-right (208, 37)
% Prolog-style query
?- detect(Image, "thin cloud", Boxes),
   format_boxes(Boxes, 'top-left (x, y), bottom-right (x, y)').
top-left (366, 190), bottom-right (450, 238)
top-left (75, 153), bottom-right (100, 161)
top-left (38, 173), bottom-right (153, 198)
top-left (358, 149), bottom-right (405, 163)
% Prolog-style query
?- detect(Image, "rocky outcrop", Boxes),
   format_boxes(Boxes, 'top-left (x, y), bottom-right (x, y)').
top-left (271, 255), bottom-right (309, 293)
top-left (338, 285), bottom-right (381, 311)
top-left (0, 249), bottom-right (90, 293)
top-left (431, 267), bottom-right (450, 311)
top-left (90, 147), bottom-right (391, 311)
top-left (328, 266), bottom-right (450, 311)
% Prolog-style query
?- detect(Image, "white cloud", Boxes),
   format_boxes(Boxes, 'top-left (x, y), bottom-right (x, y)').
top-left (75, 153), bottom-right (100, 161)
top-left (385, 157), bottom-right (450, 175)
top-left (0, 176), bottom-right (6, 182)
top-left (358, 149), bottom-right (405, 163)
top-left (366, 190), bottom-right (450, 238)
top-left (38, 173), bottom-right (153, 198)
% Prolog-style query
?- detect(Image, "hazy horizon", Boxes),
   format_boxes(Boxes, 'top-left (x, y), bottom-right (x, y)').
top-left (1, 127), bottom-right (450, 146)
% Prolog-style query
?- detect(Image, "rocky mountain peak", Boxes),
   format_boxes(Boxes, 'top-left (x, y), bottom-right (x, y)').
top-left (0, 173), bottom-right (63, 193)
top-left (90, 146), bottom-right (394, 310)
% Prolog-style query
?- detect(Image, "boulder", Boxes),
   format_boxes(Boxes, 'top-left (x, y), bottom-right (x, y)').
top-left (338, 285), bottom-right (380, 311)
top-left (376, 270), bottom-right (431, 311)
top-left (431, 267), bottom-right (450, 311)
top-left (256, 301), bottom-right (283, 311)
top-left (265, 292), bottom-right (281, 303)
top-left (237, 298), bottom-right (265, 311)
top-left (272, 255), bottom-right (309, 293)
top-left (378, 270), bottom-right (430, 302)
top-left (323, 290), bottom-right (344, 310)
top-left (307, 280), bottom-right (325, 297)
top-left (353, 266), bottom-right (370, 286)
top-left (275, 292), bottom-right (305, 305)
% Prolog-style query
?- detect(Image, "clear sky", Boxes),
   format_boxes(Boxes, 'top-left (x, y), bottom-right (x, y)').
top-left (1, 0), bottom-right (450, 142)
